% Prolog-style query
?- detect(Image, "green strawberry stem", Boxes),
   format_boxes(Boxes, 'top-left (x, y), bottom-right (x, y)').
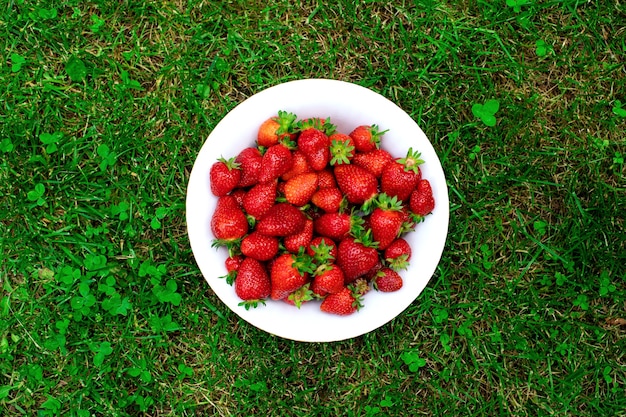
top-left (330, 139), bottom-right (355, 166)
top-left (274, 110), bottom-right (298, 135)
top-left (398, 147), bottom-right (425, 174)
top-left (238, 299), bottom-right (267, 310)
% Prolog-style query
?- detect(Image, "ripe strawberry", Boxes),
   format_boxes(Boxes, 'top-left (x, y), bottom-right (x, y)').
top-left (384, 238), bottom-right (411, 270)
top-left (410, 179), bottom-right (435, 216)
top-left (270, 252), bottom-right (314, 300)
top-left (281, 149), bottom-right (312, 181)
top-left (314, 212), bottom-right (363, 241)
top-left (284, 283), bottom-right (314, 308)
top-left (349, 124), bottom-right (385, 153)
top-left (311, 187), bottom-right (344, 213)
top-left (333, 164), bottom-right (378, 207)
top-left (242, 180), bottom-right (277, 219)
top-left (234, 257), bottom-right (271, 308)
top-left (352, 149), bottom-right (393, 178)
top-left (317, 169), bottom-right (337, 189)
top-left (257, 111), bottom-right (297, 147)
top-left (307, 236), bottom-right (338, 262)
top-left (240, 232), bottom-right (279, 261)
top-left (235, 147), bottom-right (263, 188)
top-left (336, 233), bottom-right (380, 283)
top-left (380, 148), bottom-right (424, 201)
top-left (230, 188), bottom-right (246, 208)
top-left (210, 157), bottom-right (241, 196)
top-left (369, 193), bottom-right (404, 250)
top-left (284, 172), bottom-right (318, 207)
top-left (256, 203), bottom-right (306, 236)
top-left (312, 264), bottom-right (345, 296)
top-left (220, 254), bottom-right (244, 285)
top-left (297, 128), bottom-right (330, 171)
top-left (284, 218), bottom-right (314, 253)
top-left (329, 133), bottom-right (355, 165)
top-left (258, 144), bottom-right (294, 183)
top-left (211, 195), bottom-right (248, 244)
top-left (372, 267), bottom-right (403, 292)
top-left (320, 286), bottom-right (362, 315)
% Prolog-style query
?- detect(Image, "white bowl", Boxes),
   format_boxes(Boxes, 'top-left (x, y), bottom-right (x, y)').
top-left (186, 79), bottom-right (449, 342)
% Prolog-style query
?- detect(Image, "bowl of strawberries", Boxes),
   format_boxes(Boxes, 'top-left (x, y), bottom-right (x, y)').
top-left (186, 79), bottom-right (449, 342)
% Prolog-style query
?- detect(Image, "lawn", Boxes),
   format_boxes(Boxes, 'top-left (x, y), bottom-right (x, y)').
top-left (1, 1), bottom-right (625, 415)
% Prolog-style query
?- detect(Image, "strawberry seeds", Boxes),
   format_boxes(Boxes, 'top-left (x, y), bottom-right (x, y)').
top-left (209, 111), bottom-right (435, 315)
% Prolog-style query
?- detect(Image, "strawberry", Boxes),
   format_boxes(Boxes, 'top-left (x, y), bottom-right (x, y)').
top-left (284, 283), bottom-right (314, 308)
top-left (317, 169), bottom-right (337, 189)
top-left (380, 148), bottom-right (424, 202)
top-left (270, 252), bottom-right (314, 300)
top-left (349, 124), bottom-right (385, 153)
top-left (312, 264), bottom-right (345, 296)
top-left (320, 286), bottom-right (362, 315)
top-left (311, 187), bottom-right (344, 213)
top-left (410, 179), bottom-right (435, 216)
top-left (352, 149), bottom-right (393, 178)
top-left (220, 254), bottom-right (244, 285)
top-left (336, 233), bottom-right (380, 283)
top-left (235, 147), bottom-right (263, 188)
top-left (230, 188), bottom-right (246, 208)
top-left (256, 203), bottom-right (306, 236)
top-left (384, 238), bottom-right (411, 270)
top-left (211, 195), bottom-right (248, 244)
top-left (307, 236), bottom-right (338, 262)
top-left (242, 180), bottom-right (277, 219)
top-left (369, 193), bottom-right (404, 250)
top-left (284, 172), bottom-right (318, 207)
top-left (314, 212), bottom-right (363, 241)
top-left (258, 144), bottom-right (294, 183)
top-left (297, 128), bottom-right (330, 171)
top-left (372, 267), bottom-right (403, 292)
top-left (234, 257), bottom-right (271, 308)
top-left (240, 232), bottom-right (279, 261)
top-left (281, 149), bottom-right (312, 181)
top-left (284, 218), bottom-right (314, 253)
top-left (333, 164), bottom-right (378, 208)
top-left (257, 111), bottom-right (297, 147)
top-left (329, 133), bottom-right (355, 165)
top-left (210, 157), bottom-right (241, 196)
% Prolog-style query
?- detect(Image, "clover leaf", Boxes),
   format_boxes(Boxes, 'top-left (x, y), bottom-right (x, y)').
top-left (472, 99), bottom-right (500, 127)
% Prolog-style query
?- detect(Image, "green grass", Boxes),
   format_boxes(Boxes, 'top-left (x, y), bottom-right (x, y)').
top-left (1, 0), bottom-right (625, 415)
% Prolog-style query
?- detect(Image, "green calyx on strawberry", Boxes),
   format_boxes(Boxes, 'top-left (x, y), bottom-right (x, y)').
top-left (286, 283), bottom-right (315, 308)
top-left (329, 136), bottom-right (355, 166)
top-left (274, 110), bottom-right (298, 137)
top-left (397, 147), bottom-right (424, 174)
top-left (296, 117), bottom-right (336, 136)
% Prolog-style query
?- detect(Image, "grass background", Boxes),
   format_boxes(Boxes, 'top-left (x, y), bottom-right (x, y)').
top-left (1, 0), bottom-right (625, 415)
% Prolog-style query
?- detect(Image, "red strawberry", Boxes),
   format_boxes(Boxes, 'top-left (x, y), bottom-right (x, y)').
top-left (210, 157), bottom-right (241, 196)
top-left (284, 172), bottom-right (318, 207)
top-left (234, 257), bottom-right (271, 307)
top-left (220, 254), bottom-right (244, 285)
top-left (352, 149), bottom-right (393, 178)
top-left (284, 219), bottom-right (314, 253)
top-left (369, 194), bottom-right (404, 250)
top-left (242, 180), bottom-right (277, 219)
top-left (410, 179), bottom-right (435, 216)
top-left (230, 188), bottom-right (246, 208)
top-left (363, 259), bottom-right (384, 281)
top-left (380, 148), bottom-right (424, 201)
top-left (211, 195), bottom-right (248, 244)
top-left (384, 238), bottom-right (412, 270)
top-left (349, 124), bottom-right (385, 153)
top-left (281, 149), bottom-right (312, 181)
top-left (235, 147), bottom-right (263, 188)
top-left (257, 111), bottom-right (297, 147)
top-left (270, 252), bottom-right (314, 300)
top-left (314, 212), bottom-right (362, 241)
top-left (256, 203), bottom-right (306, 236)
top-left (298, 128), bottom-right (330, 171)
top-left (333, 164), bottom-right (378, 207)
top-left (329, 133), bottom-right (355, 165)
top-left (317, 169), bottom-right (337, 189)
top-left (336, 233), bottom-right (379, 283)
top-left (307, 236), bottom-right (338, 262)
top-left (320, 286), bottom-right (362, 315)
top-left (312, 264), bottom-right (345, 296)
top-left (258, 144), bottom-right (294, 183)
top-left (372, 267), bottom-right (403, 292)
top-left (240, 232), bottom-right (279, 261)
top-left (311, 187), bottom-right (344, 213)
